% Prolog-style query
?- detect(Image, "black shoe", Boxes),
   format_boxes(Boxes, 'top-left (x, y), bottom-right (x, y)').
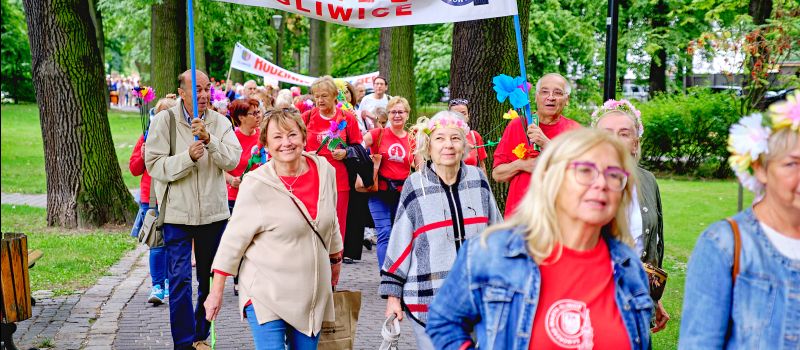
top-left (363, 239), bottom-right (373, 250)
top-left (343, 257), bottom-right (356, 264)
top-left (233, 284), bottom-right (239, 296)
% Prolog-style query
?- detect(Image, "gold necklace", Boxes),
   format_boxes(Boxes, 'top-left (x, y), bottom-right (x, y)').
top-left (280, 174), bottom-right (301, 193)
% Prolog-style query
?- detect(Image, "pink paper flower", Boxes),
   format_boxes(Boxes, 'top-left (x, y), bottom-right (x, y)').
top-left (769, 90), bottom-right (800, 131)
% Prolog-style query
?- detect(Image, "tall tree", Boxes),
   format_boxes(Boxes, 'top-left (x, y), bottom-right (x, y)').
top-left (22, 0), bottom-right (136, 228)
top-left (151, 0), bottom-right (186, 97)
top-left (379, 28), bottom-right (391, 78)
top-left (309, 19), bottom-right (327, 75)
top-left (648, 0), bottom-right (669, 96)
top-left (450, 0), bottom-right (530, 211)
top-left (389, 26), bottom-right (415, 119)
top-left (1, 0), bottom-right (36, 102)
top-left (750, 0), bottom-right (773, 24)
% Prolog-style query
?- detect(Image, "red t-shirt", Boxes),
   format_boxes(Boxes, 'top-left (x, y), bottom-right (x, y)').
top-left (227, 127), bottom-right (262, 200)
top-left (368, 128), bottom-right (413, 190)
top-left (493, 115), bottom-right (580, 218)
top-left (280, 157), bottom-right (320, 220)
top-left (464, 130), bottom-right (488, 167)
top-left (129, 135), bottom-right (152, 204)
top-left (530, 238), bottom-right (631, 350)
top-left (302, 108), bottom-right (363, 192)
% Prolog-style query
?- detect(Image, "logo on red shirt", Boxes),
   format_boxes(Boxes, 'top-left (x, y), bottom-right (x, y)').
top-left (387, 143), bottom-right (406, 162)
top-left (545, 299), bottom-right (594, 349)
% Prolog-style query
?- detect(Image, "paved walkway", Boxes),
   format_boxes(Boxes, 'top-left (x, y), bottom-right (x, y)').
top-left (1, 190), bottom-right (140, 209)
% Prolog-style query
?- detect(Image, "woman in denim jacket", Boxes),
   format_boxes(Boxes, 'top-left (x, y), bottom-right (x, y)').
top-left (427, 129), bottom-right (653, 350)
top-left (679, 99), bottom-right (800, 349)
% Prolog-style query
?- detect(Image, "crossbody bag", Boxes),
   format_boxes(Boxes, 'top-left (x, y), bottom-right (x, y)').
top-left (138, 110), bottom-right (177, 248)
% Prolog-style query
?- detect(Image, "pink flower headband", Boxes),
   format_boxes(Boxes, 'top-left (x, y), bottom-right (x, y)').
top-left (591, 99), bottom-right (644, 138)
top-left (421, 115), bottom-right (470, 135)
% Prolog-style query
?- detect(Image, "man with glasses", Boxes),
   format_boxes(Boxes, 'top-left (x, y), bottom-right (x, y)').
top-left (492, 73), bottom-right (581, 218)
top-left (359, 76), bottom-right (390, 126)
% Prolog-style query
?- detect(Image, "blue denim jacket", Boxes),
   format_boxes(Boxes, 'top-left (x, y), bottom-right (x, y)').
top-left (679, 208), bottom-right (800, 349)
top-left (426, 228), bottom-right (653, 350)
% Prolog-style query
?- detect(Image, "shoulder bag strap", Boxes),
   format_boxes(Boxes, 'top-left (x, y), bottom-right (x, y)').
top-left (374, 127), bottom-right (385, 154)
top-left (289, 196), bottom-right (328, 251)
top-left (725, 217), bottom-right (742, 284)
top-left (155, 110), bottom-right (177, 226)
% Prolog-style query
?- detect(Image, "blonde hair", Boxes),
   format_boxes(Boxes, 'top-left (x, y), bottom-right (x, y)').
top-left (387, 96), bottom-right (411, 114)
top-left (259, 108), bottom-right (307, 146)
top-left (761, 128), bottom-right (799, 166)
top-left (413, 111), bottom-right (469, 162)
top-left (484, 128), bottom-right (637, 263)
top-left (155, 98), bottom-right (178, 113)
top-left (374, 107), bottom-right (388, 127)
top-left (310, 75), bottom-right (338, 96)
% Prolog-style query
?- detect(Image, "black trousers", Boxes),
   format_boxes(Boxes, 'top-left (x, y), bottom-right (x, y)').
top-left (342, 189), bottom-right (374, 260)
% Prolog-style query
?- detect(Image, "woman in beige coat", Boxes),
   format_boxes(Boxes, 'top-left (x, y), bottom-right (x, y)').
top-left (204, 108), bottom-right (343, 349)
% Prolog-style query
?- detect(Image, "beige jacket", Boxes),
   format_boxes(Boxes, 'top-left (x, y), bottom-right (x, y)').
top-left (211, 153), bottom-right (344, 336)
top-left (144, 102), bottom-right (241, 225)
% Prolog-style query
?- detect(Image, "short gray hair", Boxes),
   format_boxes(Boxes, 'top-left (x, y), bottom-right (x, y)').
top-left (535, 73), bottom-right (571, 96)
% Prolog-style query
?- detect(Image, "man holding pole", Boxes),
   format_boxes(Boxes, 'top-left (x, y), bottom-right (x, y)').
top-left (492, 73), bottom-right (581, 218)
top-left (145, 70), bottom-right (241, 350)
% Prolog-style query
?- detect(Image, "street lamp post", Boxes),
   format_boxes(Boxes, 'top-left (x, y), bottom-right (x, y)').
top-left (272, 14), bottom-right (284, 69)
top-left (603, 0), bottom-right (620, 101)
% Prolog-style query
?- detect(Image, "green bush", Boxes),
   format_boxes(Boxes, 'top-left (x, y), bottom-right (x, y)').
top-left (638, 89), bottom-right (739, 178)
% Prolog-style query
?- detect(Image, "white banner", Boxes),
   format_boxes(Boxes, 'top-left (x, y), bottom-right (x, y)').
top-left (218, 0), bottom-right (518, 28)
top-left (230, 42), bottom-right (380, 87)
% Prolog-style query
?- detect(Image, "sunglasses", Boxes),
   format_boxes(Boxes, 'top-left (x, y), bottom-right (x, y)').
top-left (449, 98), bottom-right (469, 107)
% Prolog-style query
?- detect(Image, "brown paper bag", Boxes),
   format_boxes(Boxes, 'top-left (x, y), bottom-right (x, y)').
top-left (318, 290), bottom-right (362, 350)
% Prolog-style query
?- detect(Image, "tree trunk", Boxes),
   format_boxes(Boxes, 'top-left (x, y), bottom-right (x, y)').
top-left (389, 26), bottom-right (415, 119)
top-left (450, 0), bottom-right (530, 212)
top-left (22, 0), bottom-right (137, 228)
top-left (87, 0), bottom-right (106, 106)
top-left (309, 19), bottom-right (327, 76)
top-left (648, 0), bottom-right (668, 97)
top-left (151, 0), bottom-right (186, 98)
top-left (379, 28), bottom-right (391, 78)
top-left (750, 0), bottom-right (773, 25)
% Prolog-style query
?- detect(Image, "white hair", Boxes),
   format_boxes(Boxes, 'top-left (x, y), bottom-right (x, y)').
top-left (535, 73), bottom-right (571, 96)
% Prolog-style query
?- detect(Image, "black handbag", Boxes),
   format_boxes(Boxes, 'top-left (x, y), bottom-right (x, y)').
top-left (344, 143), bottom-right (375, 188)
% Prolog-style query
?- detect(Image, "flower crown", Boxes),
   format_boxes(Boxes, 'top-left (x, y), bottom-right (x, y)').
top-left (421, 115), bottom-right (470, 135)
top-left (728, 90), bottom-right (799, 195)
top-left (591, 99), bottom-right (644, 138)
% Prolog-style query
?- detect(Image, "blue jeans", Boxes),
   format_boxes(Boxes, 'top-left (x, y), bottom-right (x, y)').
top-left (131, 202), bottom-right (167, 289)
top-left (245, 305), bottom-right (320, 350)
top-left (368, 191), bottom-right (401, 269)
top-left (163, 221), bottom-right (226, 349)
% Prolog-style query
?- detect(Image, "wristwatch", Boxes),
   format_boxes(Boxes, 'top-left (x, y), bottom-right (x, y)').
top-left (329, 256), bottom-right (343, 265)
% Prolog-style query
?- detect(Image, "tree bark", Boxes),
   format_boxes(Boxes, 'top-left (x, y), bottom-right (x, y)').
top-left (648, 0), bottom-right (668, 97)
top-left (389, 26), bottom-right (415, 119)
top-left (750, 0), bottom-right (773, 25)
top-left (23, 0), bottom-right (137, 228)
top-left (87, 0), bottom-right (106, 106)
top-left (151, 0), bottom-right (187, 98)
top-left (379, 28), bottom-right (392, 78)
top-left (309, 19), bottom-right (327, 76)
top-left (450, 0), bottom-right (530, 212)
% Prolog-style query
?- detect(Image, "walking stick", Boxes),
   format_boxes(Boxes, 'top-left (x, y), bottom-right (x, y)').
top-left (209, 276), bottom-right (216, 350)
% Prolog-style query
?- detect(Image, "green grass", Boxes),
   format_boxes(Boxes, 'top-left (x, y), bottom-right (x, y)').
top-left (1, 103), bottom-right (143, 194)
top-left (0, 204), bottom-right (137, 296)
top-left (651, 178), bottom-right (753, 349)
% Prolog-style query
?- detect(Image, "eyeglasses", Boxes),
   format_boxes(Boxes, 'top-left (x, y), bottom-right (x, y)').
top-left (449, 98), bottom-right (469, 107)
top-left (247, 110), bottom-right (263, 117)
top-left (389, 110), bottom-right (407, 115)
top-left (568, 161), bottom-right (629, 192)
top-left (538, 89), bottom-right (566, 98)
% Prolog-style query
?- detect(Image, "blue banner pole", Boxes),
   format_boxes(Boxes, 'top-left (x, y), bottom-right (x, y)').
top-left (188, 0), bottom-right (199, 141)
top-left (513, 15), bottom-right (536, 150)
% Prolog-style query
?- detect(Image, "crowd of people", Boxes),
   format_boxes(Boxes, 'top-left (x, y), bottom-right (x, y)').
top-left (128, 68), bottom-right (799, 350)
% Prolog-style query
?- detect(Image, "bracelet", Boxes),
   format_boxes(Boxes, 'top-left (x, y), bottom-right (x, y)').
top-left (329, 256), bottom-right (343, 265)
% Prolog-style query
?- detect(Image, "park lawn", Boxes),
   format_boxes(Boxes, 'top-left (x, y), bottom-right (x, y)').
top-left (651, 178), bottom-right (753, 349)
top-left (1, 204), bottom-right (137, 296)
top-left (1, 103), bottom-right (143, 194)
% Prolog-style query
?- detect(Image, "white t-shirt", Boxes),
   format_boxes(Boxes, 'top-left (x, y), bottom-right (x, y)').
top-left (760, 222), bottom-right (800, 260)
top-left (627, 186), bottom-right (645, 256)
top-left (359, 93), bottom-right (389, 115)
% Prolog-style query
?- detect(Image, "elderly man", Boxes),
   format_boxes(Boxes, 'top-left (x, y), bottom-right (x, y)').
top-left (492, 73), bottom-right (581, 218)
top-left (242, 80), bottom-right (259, 99)
top-left (145, 70), bottom-right (241, 350)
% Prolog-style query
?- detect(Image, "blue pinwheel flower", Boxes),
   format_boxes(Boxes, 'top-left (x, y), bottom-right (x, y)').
top-left (493, 74), bottom-right (530, 109)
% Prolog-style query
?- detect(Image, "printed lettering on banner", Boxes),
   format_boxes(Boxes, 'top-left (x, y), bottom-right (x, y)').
top-left (217, 0), bottom-right (518, 28)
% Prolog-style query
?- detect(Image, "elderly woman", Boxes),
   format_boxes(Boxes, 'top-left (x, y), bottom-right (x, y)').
top-left (204, 109), bottom-right (344, 349)
top-left (224, 98), bottom-right (263, 212)
top-left (679, 94), bottom-right (800, 349)
top-left (448, 98), bottom-right (487, 174)
top-left (427, 128), bottom-right (653, 350)
top-left (302, 76), bottom-right (363, 240)
top-left (380, 111), bottom-right (503, 349)
top-left (362, 96), bottom-right (416, 268)
top-left (591, 99), bottom-right (669, 332)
